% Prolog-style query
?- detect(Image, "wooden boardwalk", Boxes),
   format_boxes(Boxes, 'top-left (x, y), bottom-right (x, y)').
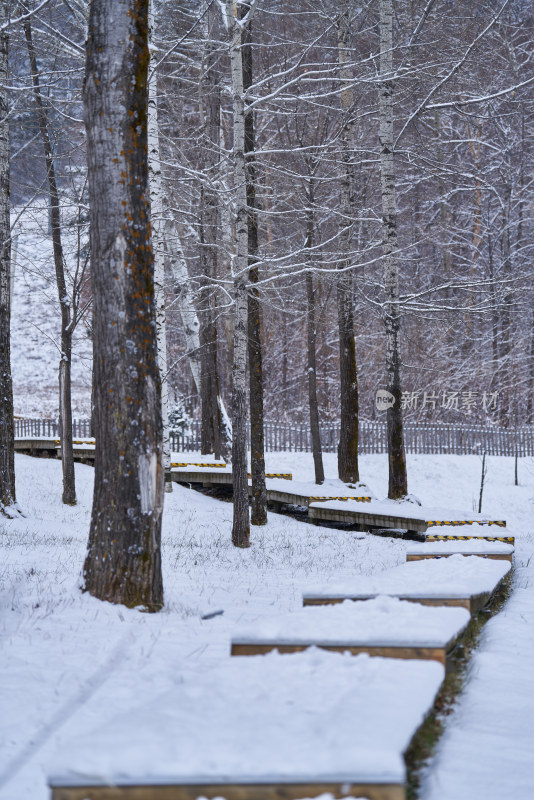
top-left (14, 437), bottom-right (58, 457)
top-left (16, 437), bottom-right (508, 536)
top-left (44, 447), bottom-right (513, 800)
top-left (303, 590), bottom-right (499, 614)
top-left (49, 649), bottom-right (442, 800)
top-left (303, 558), bottom-right (511, 614)
top-left (231, 602), bottom-right (469, 668)
top-left (406, 542), bottom-right (514, 563)
top-left (51, 781), bottom-right (405, 800)
top-left (308, 502), bottom-right (428, 534)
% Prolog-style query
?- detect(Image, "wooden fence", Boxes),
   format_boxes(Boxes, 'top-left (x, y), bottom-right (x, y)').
top-left (14, 417), bottom-right (534, 457)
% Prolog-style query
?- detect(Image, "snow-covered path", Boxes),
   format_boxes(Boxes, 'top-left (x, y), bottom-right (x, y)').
top-left (0, 452), bottom-right (533, 799)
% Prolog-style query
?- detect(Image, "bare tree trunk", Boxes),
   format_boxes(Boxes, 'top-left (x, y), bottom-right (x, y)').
top-left (199, 0), bottom-right (226, 461)
top-left (0, 3), bottom-right (19, 517)
top-left (82, 0), bottom-right (164, 610)
top-left (242, 7), bottom-right (267, 526)
top-left (227, 0), bottom-right (250, 547)
top-left (148, 1), bottom-right (171, 490)
top-left (337, 278), bottom-right (359, 483)
top-left (24, 18), bottom-right (76, 506)
top-left (336, 4), bottom-right (359, 484)
top-left (527, 311), bottom-right (534, 425)
top-left (305, 180), bottom-right (324, 485)
top-left (379, 0), bottom-right (407, 499)
top-left (499, 179), bottom-right (513, 426)
top-left (433, 109), bottom-right (451, 280)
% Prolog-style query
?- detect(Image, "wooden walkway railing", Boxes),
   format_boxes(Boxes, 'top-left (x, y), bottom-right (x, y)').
top-left (14, 417), bottom-right (534, 457)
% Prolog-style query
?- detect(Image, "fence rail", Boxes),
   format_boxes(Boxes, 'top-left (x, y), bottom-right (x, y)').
top-left (14, 417), bottom-right (534, 457)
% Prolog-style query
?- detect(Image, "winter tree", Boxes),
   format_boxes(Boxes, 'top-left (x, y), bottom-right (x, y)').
top-left (82, 0), bottom-right (164, 609)
top-left (0, 1), bottom-right (20, 518)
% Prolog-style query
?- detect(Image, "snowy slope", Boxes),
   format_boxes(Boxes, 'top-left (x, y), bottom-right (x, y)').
top-left (10, 203), bottom-right (92, 417)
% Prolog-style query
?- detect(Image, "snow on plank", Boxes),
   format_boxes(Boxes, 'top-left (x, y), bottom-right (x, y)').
top-left (49, 649), bottom-right (444, 800)
top-left (308, 500), bottom-right (427, 533)
top-left (406, 539), bottom-right (514, 563)
top-left (170, 465), bottom-right (234, 486)
top-left (14, 437), bottom-right (57, 455)
top-left (56, 445), bottom-right (96, 463)
top-left (308, 500), bottom-right (507, 534)
top-left (267, 478), bottom-right (375, 509)
top-left (231, 596), bottom-right (469, 667)
top-left (303, 555), bottom-right (511, 614)
top-left (52, 783), bottom-right (390, 800)
top-left (170, 469), bottom-right (293, 487)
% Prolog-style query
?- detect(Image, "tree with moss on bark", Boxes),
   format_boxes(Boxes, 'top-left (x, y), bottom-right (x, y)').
top-left (82, 0), bottom-right (164, 610)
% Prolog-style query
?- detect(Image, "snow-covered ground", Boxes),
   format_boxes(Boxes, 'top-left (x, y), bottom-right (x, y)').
top-left (1, 452), bottom-right (533, 799)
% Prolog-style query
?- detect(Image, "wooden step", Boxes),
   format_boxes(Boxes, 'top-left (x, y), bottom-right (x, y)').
top-left (303, 556), bottom-right (511, 615)
top-left (231, 597), bottom-right (469, 667)
top-left (49, 651), bottom-right (444, 800)
top-left (51, 780), bottom-right (405, 800)
top-left (308, 503), bottom-right (427, 534)
top-left (424, 534), bottom-right (514, 544)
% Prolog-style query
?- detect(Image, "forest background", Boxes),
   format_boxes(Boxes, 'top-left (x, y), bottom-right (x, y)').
top-left (6, 0), bottom-right (534, 434)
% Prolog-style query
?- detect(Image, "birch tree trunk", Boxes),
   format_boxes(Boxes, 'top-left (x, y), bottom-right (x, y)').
top-left (164, 218), bottom-right (202, 394)
top-left (165, 215), bottom-right (231, 458)
top-left (379, 0), bottom-right (407, 499)
top-left (82, 0), bottom-right (164, 609)
top-left (148, 1), bottom-right (172, 490)
top-left (305, 179), bottom-right (324, 485)
top-left (336, 4), bottom-right (359, 484)
top-left (24, 18), bottom-right (76, 506)
top-left (0, 2), bottom-right (19, 517)
top-left (242, 8), bottom-right (267, 526)
top-left (227, 0), bottom-right (250, 547)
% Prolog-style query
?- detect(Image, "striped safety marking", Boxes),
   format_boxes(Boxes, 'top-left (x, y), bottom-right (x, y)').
top-left (55, 439), bottom-right (95, 446)
top-left (262, 473), bottom-right (292, 479)
top-left (171, 463), bottom-right (227, 468)
top-left (54, 439), bottom-right (95, 447)
top-left (426, 520), bottom-right (506, 528)
top-left (425, 534), bottom-right (515, 544)
top-left (309, 496), bottom-right (372, 502)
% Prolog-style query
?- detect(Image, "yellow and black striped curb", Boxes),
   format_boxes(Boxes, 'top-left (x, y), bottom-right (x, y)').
top-left (425, 534), bottom-right (515, 544)
top-left (308, 496), bottom-right (372, 503)
top-left (169, 467), bottom-right (292, 478)
top-left (171, 462), bottom-right (227, 468)
top-left (55, 439), bottom-right (95, 446)
top-left (426, 520), bottom-right (506, 528)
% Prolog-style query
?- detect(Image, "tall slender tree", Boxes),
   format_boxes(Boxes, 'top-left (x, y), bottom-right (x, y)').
top-left (227, 0), bottom-right (252, 547)
top-left (198, 0), bottom-right (225, 460)
top-left (25, 17), bottom-right (77, 505)
top-left (379, 0), bottom-right (407, 498)
top-left (148, 0), bottom-right (172, 491)
top-left (242, 4), bottom-right (267, 525)
top-left (82, 0), bottom-right (164, 609)
top-left (304, 176), bottom-right (324, 485)
top-left (336, 1), bottom-right (360, 485)
top-left (0, 1), bottom-right (20, 518)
